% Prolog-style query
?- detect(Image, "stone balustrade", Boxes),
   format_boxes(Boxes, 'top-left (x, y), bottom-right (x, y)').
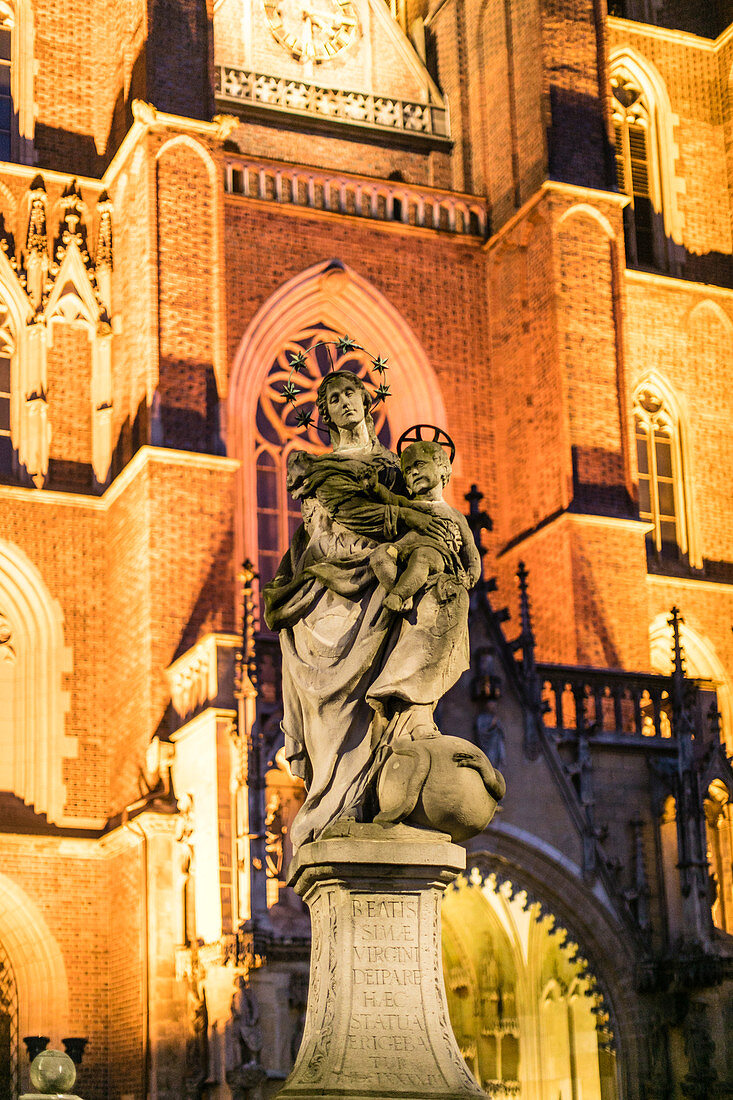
top-left (224, 156), bottom-right (488, 237)
top-left (215, 64), bottom-right (449, 140)
top-left (539, 664), bottom-right (679, 741)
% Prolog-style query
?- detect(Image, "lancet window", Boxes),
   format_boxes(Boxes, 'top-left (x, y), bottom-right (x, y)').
top-left (633, 382), bottom-right (689, 559)
top-left (254, 322), bottom-right (392, 591)
top-left (612, 71), bottom-right (658, 267)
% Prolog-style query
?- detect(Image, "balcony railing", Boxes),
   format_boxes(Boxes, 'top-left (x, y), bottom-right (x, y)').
top-left (223, 154), bottom-right (488, 237)
top-left (539, 664), bottom-right (677, 742)
top-left (215, 64), bottom-right (449, 140)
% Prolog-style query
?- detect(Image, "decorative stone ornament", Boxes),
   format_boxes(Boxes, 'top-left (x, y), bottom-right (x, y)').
top-left (21, 1050), bottom-right (83, 1100)
top-left (279, 823), bottom-right (485, 1100)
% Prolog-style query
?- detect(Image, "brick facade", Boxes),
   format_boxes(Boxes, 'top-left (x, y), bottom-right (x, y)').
top-left (1, 2), bottom-right (732, 1098)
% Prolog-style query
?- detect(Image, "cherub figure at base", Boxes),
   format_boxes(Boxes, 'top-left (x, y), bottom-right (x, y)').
top-left (369, 440), bottom-right (481, 612)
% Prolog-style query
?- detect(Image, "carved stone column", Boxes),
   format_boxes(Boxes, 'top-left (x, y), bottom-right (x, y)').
top-left (278, 823), bottom-right (484, 1100)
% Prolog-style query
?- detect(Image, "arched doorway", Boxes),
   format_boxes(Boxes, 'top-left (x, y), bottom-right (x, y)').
top-left (442, 873), bottom-right (619, 1100)
top-left (0, 938), bottom-right (17, 1100)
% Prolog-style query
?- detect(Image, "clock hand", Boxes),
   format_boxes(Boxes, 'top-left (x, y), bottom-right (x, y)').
top-left (307, 9), bottom-right (357, 29)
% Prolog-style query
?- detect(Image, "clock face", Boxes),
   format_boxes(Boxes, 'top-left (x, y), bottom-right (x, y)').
top-left (263, 0), bottom-right (359, 63)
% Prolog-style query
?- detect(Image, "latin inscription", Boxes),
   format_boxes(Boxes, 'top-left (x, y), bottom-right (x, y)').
top-left (345, 894), bottom-right (438, 1085)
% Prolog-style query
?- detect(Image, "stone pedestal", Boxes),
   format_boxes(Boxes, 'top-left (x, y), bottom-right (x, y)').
top-left (277, 823), bottom-right (485, 1100)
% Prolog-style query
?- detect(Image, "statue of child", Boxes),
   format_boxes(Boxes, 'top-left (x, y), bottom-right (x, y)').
top-left (370, 440), bottom-right (481, 612)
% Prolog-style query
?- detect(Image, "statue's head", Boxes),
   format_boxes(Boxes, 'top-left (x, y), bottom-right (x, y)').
top-left (316, 370), bottom-right (376, 445)
top-left (400, 440), bottom-right (452, 496)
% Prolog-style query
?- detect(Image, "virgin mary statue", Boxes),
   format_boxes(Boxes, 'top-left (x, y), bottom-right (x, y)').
top-left (264, 371), bottom-right (475, 849)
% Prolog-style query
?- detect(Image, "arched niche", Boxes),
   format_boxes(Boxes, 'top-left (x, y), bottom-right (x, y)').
top-left (442, 872), bottom-right (618, 1100)
top-left (227, 260), bottom-right (448, 570)
top-left (0, 539), bottom-right (73, 824)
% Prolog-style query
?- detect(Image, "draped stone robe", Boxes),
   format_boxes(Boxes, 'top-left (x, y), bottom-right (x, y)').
top-left (264, 441), bottom-right (470, 849)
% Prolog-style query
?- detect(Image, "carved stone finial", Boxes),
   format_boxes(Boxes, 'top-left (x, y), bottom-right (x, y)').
top-left (54, 180), bottom-right (89, 264)
top-left (515, 561), bottom-right (537, 673)
top-left (0, 211), bottom-right (16, 267)
top-left (95, 190), bottom-right (113, 270)
top-left (236, 559), bottom-right (259, 700)
top-left (131, 99), bottom-right (158, 126)
top-left (669, 605), bottom-right (686, 680)
top-left (26, 174), bottom-right (47, 254)
top-left (464, 483), bottom-right (492, 565)
top-left (213, 113), bottom-right (240, 141)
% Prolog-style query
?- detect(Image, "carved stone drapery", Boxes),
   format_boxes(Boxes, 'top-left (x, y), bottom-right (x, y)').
top-left (0, 612), bottom-right (15, 662)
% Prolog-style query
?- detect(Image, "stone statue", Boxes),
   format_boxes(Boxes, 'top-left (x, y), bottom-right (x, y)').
top-left (264, 370), bottom-right (503, 849)
top-left (230, 976), bottom-right (263, 1066)
top-left (225, 976), bottom-right (266, 1100)
top-left (184, 967), bottom-right (209, 1100)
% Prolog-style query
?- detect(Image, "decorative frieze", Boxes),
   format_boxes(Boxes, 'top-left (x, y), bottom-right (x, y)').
top-left (224, 156), bottom-right (488, 237)
top-left (215, 64), bottom-right (449, 140)
top-left (0, 172), bottom-right (117, 487)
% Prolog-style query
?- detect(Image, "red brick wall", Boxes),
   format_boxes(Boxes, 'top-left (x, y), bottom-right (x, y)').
top-left (541, 0), bottom-right (610, 190)
top-left (156, 139), bottom-right (218, 453)
top-left (556, 203), bottom-right (629, 506)
top-left (106, 455), bottom-right (236, 815)
top-left (0, 838), bottom-right (110, 1099)
top-left (608, 23), bottom-right (733, 261)
top-left (108, 141), bottom-right (158, 470)
top-left (0, 493), bottom-right (108, 820)
top-left (48, 324), bottom-right (92, 467)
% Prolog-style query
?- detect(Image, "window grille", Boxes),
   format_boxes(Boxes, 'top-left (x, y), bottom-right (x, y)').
top-left (0, 938), bottom-right (18, 1100)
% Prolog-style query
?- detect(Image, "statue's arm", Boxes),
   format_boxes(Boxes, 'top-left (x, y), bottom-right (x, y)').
top-left (315, 476), bottom-right (401, 540)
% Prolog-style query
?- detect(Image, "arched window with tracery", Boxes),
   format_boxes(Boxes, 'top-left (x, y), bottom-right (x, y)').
top-left (612, 70), bottom-right (658, 268)
top-left (610, 55), bottom-right (682, 273)
top-left (254, 322), bottom-right (392, 591)
top-left (0, 937), bottom-right (18, 1100)
top-left (633, 380), bottom-right (691, 561)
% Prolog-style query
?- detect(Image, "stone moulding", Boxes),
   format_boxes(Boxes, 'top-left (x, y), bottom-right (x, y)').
top-left (279, 822), bottom-right (485, 1100)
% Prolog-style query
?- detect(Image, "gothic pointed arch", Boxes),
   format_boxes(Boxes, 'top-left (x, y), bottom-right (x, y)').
top-left (442, 860), bottom-right (623, 1098)
top-left (0, 539), bottom-right (73, 824)
top-left (632, 371), bottom-right (697, 566)
top-left (227, 260), bottom-right (448, 572)
top-left (0, 872), bottom-right (70, 1040)
top-left (463, 826), bottom-right (640, 1090)
top-left (609, 47), bottom-right (684, 269)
